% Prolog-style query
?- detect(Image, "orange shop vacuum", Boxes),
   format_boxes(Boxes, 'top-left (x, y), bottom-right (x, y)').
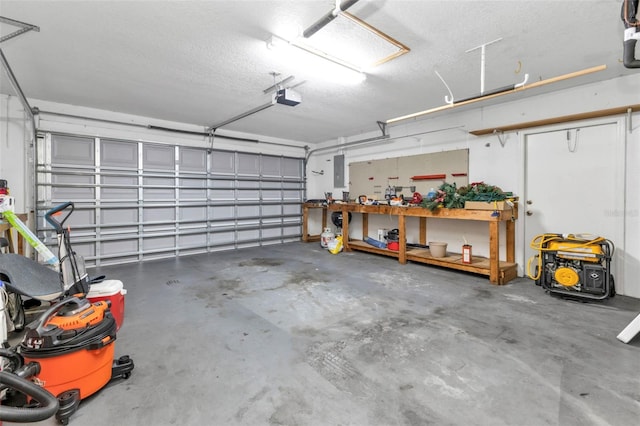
top-left (0, 297), bottom-right (134, 424)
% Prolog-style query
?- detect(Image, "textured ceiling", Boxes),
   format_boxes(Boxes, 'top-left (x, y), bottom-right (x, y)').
top-left (0, 0), bottom-right (635, 144)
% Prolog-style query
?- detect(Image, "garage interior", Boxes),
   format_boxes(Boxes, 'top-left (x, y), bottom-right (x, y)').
top-left (0, 1), bottom-right (640, 425)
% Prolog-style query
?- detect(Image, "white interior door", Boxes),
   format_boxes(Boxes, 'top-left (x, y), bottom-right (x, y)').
top-left (523, 119), bottom-right (625, 293)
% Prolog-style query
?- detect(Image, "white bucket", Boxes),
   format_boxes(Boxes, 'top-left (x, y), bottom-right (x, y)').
top-left (429, 242), bottom-right (447, 258)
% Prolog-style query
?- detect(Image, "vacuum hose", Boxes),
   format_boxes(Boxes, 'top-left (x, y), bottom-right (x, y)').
top-left (0, 371), bottom-right (59, 423)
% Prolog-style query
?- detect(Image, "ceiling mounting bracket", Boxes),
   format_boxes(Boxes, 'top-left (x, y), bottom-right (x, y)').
top-left (466, 38), bottom-right (502, 95)
top-left (0, 16), bottom-right (40, 44)
top-left (493, 129), bottom-right (507, 147)
top-left (377, 120), bottom-right (387, 137)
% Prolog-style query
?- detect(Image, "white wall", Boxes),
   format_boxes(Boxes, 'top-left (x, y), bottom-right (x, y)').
top-left (306, 74), bottom-right (640, 298)
top-left (0, 94), bottom-right (34, 214)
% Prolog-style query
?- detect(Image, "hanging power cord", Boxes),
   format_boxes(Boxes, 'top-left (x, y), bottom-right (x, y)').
top-left (567, 129), bottom-right (579, 152)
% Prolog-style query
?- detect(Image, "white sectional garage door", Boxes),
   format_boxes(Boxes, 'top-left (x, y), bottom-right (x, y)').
top-left (36, 133), bottom-right (304, 267)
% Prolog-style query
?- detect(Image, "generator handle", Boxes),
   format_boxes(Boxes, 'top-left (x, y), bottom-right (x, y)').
top-left (45, 201), bottom-right (74, 233)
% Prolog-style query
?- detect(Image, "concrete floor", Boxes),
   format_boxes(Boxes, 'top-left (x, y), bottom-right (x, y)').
top-left (7, 242), bottom-right (640, 425)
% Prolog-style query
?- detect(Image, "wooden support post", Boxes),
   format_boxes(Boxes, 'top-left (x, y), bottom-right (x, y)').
top-left (489, 221), bottom-right (500, 284)
top-left (341, 205), bottom-right (351, 251)
top-left (419, 217), bottom-right (427, 246)
top-left (398, 214), bottom-right (407, 264)
top-left (506, 220), bottom-right (515, 263)
top-left (362, 212), bottom-right (369, 241)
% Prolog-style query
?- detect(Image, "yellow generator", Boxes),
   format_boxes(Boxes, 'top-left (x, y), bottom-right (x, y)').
top-left (527, 234), bottom-right (615, 301)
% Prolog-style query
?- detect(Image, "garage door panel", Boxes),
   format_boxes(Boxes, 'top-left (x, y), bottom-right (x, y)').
top-left (51, 174), bottom-right (95, 200)
top-left (180, 178), bottom-right (207, 200)
top-left (144, 207), bottom-right (175, 222)
top-left (209, 206), bottom-right (234, 219)
top-left (282, 158), bottom-right (302, 178)
top-left (179, 233), bottom-right (207, 248)
top-left (283, 189), bottom-right (302, 200)
top-left (238, 229), bottom-right (260, 242)
top-left (38, 133), bottom-right (303, 266)
top-left (262, 205), bottom-right (282, 216)
top-left (180, 206), bottom-right (207, 221)
top-left (238, 205), bottom-right (260, 218)
top-left (66, 208), bottom-right (95, 228)
top-left (143, 188), bottom-right (175, 200)
top-left (101, 239), bottom-right (138, 256)
top-left (211, 151), bottom-right (235, 174)
top-left (101, 140), bottom-right (137, 167)
top-left (237, 153), bottom-right (259, 176)
top-left (262, 228), bottom-right (282, 239)
top-left (102, 175), bottom-right (137, 200)
top-left (211, 231), bottom-right (235, 245)
top-left (283, 204), bottom-right (300, 215)
top-left (238, 189), bottom-right (260, 200)
top-left (143, 236), bottom-right (175, 250)
top-left (262, 156), bottom-right (281, 177)
top-left (210, 189), bottom-right (234, 200)
top-left (52, 136), bottom-right (94, 165)
top-left (180, 148), bottom-right (207, 172)
top-left (262, 189), bottom-right (282, 200)
top-left (101, 208), bottom-right (137, 225)
top-left (144, 144), bottom-right (174, 170)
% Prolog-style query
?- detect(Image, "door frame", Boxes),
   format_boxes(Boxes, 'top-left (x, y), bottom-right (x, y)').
top-left (517, 116), bottom-right (627, 293)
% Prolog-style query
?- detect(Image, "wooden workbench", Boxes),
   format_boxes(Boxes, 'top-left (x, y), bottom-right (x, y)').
top-left (0, 213), bottom-right (28, 256)
top-left (326, 203), bottom-right (518, 285)
top-left (301, 202), bottom-right (327, 242)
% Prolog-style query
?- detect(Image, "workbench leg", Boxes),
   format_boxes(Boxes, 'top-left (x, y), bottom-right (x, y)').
top-left (506, 220), bottom-right (515, 263)
top-left (399, 215), bottom-right (407, 264)
top-left (419, 217), bottom-right (426, 246)
top-left (362, 213), bottom-right (369, 241)
top-left (321, 208), bottom-right (327, 230)
top-left (302, 206), bottom-right (309, 242)
top-left (489, 221), bottom-right (500, 284)
top-left (341, 206), bottom-right (350, 251)
top-left (5, 230), bottom-right (15, 254)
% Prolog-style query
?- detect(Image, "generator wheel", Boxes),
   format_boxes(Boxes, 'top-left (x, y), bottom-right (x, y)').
top-left (534, 266), bottom-right (541, 286)
top-left (609, 275), bottom-right (616, 298)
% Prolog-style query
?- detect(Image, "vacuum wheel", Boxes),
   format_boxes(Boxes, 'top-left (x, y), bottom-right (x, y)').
top-left (55, 389), bottom-right (80, 425)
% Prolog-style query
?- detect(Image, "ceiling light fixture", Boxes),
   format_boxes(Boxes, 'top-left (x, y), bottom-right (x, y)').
top-left (267, 34), bottom-right (366, 84)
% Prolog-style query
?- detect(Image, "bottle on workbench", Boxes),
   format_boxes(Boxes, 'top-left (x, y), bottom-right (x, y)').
top-left (427, 188), bottom-right (436, 200)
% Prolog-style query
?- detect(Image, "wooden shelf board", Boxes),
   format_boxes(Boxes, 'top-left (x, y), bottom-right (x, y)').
top-left (406, 248), bottom-right (517, 276)
top-left (347, 240), bottom-right (400, 258)
top-left (347, 240), bottom-right (517, 280)
top-left (470, 104), bottom-right (640, 136)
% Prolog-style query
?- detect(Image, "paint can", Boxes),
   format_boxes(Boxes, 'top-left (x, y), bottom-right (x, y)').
top-left (462, 244), bottom-right (472, 264)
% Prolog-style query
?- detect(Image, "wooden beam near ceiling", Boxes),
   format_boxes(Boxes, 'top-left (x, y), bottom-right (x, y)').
top-left (469, 104), bottom-right (640, 136)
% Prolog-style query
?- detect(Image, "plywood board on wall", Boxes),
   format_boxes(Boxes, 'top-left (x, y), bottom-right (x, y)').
top-left (349, 149), bottom-right (468, 200)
